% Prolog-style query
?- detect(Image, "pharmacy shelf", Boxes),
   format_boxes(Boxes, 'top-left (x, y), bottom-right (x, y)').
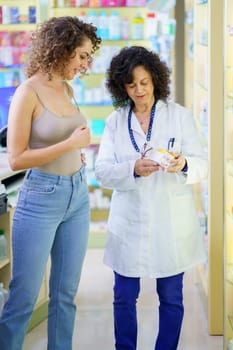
top-left (0, 24), bottom-right (36, 31)
top-left (0, 257), bottom-right (10, 269)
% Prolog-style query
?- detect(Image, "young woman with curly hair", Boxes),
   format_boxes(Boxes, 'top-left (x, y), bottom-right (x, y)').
top-left (95, 46), bottom-right (208, 350)
top-left (0, 16), bottom-right (101, 350)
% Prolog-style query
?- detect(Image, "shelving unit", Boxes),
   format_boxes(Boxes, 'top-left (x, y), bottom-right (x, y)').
top-left (0, 1), bottom-right (49, 134)
top-left (0, 210), bottom-right (14, 289)
top-left (0, 0), bottom-right (49, 84)
top-left (193, 0), bottom-right (224, 335)
top-left (224, 0), bottom-right (233, 348)
top-left (0, 0), bottom-right (49, 24)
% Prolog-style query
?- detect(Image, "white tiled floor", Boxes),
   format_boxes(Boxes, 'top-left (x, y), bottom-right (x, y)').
top-left (24, 249), bottom-right (223, 350)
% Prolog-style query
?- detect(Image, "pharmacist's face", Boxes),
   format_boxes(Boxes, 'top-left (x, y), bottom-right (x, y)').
top-left (65, 38), bottom-right (93, 80)
top-left (125, 65), bottom-right (155, 107)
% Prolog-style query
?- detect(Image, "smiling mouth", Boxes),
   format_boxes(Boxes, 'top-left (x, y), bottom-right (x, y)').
top-left (74, 68), bottom-right (87, 77)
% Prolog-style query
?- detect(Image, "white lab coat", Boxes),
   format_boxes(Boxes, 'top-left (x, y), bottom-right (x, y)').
top-left (95, 100), bottom-right (208, 278)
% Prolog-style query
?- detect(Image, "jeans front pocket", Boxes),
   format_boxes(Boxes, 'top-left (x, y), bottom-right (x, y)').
top-left (23, 176), bottom-right (57, 195)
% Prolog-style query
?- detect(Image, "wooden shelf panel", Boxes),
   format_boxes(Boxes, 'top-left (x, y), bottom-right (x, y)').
top-left (0, 258), bottom-right (10, 269)
top-left (225, 3), bottom-right (233, 343)
top-left (193, 0), bottom-right (224, 336)
top-left (90, 208), bottom-right (109, 222)
top-left (0, 24), bottom-right (36, 31)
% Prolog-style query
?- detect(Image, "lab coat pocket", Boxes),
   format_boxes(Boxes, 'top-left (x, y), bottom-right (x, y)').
top-left (107, 189), bottom-right (141, 240)
top-left (170, 191), bottom-right (200, 237)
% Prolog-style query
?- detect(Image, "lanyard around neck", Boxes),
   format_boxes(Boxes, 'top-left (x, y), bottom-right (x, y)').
top-left (128, 101), bottom-right (156, 154)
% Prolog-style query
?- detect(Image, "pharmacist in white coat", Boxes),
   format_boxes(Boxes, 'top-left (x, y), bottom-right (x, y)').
top-left (95, 46), bottom-right (208, 350)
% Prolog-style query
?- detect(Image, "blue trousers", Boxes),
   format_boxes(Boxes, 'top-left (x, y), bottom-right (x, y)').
top-left (0, 167), bottom-right (90, 350)
top-left (113, 271), bottom-right (184, 350)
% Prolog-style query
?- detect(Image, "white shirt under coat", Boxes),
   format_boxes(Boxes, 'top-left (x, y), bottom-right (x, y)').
top-left (95, 100), bottom-right (208, 278)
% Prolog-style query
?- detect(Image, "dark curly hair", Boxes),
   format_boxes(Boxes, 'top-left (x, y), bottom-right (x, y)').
top-left (106, 46), bottom-right (171, 108)
top-left (25, 16), bottom-right (101, 79)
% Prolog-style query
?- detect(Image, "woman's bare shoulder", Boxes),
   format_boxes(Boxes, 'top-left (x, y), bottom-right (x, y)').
top-left (15, 80), bottom-right (38, 100)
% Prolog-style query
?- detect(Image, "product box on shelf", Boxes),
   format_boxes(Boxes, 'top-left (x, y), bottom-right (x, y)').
top-left (0, 31), bottom-right (31, 69)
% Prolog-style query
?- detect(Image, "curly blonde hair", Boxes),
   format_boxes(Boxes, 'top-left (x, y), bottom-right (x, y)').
top-left (25, 16), bottom-right (101, 79)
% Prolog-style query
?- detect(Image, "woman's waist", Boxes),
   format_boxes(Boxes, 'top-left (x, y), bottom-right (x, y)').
top-left (25, 164), bottom-right (86, 185)
top-left (36, 151), bottom-right (82, 176)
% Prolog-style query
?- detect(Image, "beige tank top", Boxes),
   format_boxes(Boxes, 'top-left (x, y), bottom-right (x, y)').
top-left (29, 92), bottom-right (87, 176)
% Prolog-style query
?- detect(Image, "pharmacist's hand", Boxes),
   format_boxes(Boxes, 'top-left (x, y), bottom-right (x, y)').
top-left (69, 125), bottom-right (91, 149)
top-left (134, 158), bottom-right (160, 177)
top-left (165, 153), bottom-right (186, 173)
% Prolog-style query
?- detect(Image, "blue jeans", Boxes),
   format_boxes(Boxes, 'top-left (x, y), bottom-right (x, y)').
top-left (113, 272), bottom-right (184, 350)
top-left (0, 167), bottom-right (90, 350)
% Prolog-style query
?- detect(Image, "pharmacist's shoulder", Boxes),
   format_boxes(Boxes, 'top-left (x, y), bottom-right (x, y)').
top-left (158, 99), bottom-right (192, 119)
top-left (160, 99), bottom-right (190, 113)
top-left (106, 106), bottom-right (130, 128)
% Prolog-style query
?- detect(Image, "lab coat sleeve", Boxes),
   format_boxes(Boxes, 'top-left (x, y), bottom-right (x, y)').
top-left (95, 114), bottom-right (138, 191)
top-left (180, 107), bottom-right (208, 184)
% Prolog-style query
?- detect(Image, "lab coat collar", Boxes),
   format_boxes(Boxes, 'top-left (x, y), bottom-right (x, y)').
top-left (129, 99), bottom-right (165, 134)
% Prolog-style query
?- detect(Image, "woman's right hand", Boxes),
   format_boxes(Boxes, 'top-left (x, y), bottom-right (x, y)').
top-left (69, 125), bottom-right (91, 149)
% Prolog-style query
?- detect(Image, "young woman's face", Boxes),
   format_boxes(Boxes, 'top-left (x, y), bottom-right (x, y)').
top-left (125, 65), bottom-right (155, 106)
top-left (65, 38), bottom-right (93, 80)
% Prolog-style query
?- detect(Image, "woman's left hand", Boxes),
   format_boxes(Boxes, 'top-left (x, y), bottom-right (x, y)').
top-left (165, 153), bottom-right (187, 173)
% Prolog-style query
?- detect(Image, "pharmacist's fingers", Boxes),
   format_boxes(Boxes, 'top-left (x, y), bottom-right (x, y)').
top-left (166, 154), bottom-right (186, 173)
top-left (134, 159), bottom-right (159, 177)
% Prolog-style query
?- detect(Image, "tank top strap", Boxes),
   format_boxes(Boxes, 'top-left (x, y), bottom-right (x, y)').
top-left (28, 82), bottom-right (80, 111)
top-left (72, 93), bottom-right (79, 109)
top-left (27, 84), bottom-right (46, 108)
